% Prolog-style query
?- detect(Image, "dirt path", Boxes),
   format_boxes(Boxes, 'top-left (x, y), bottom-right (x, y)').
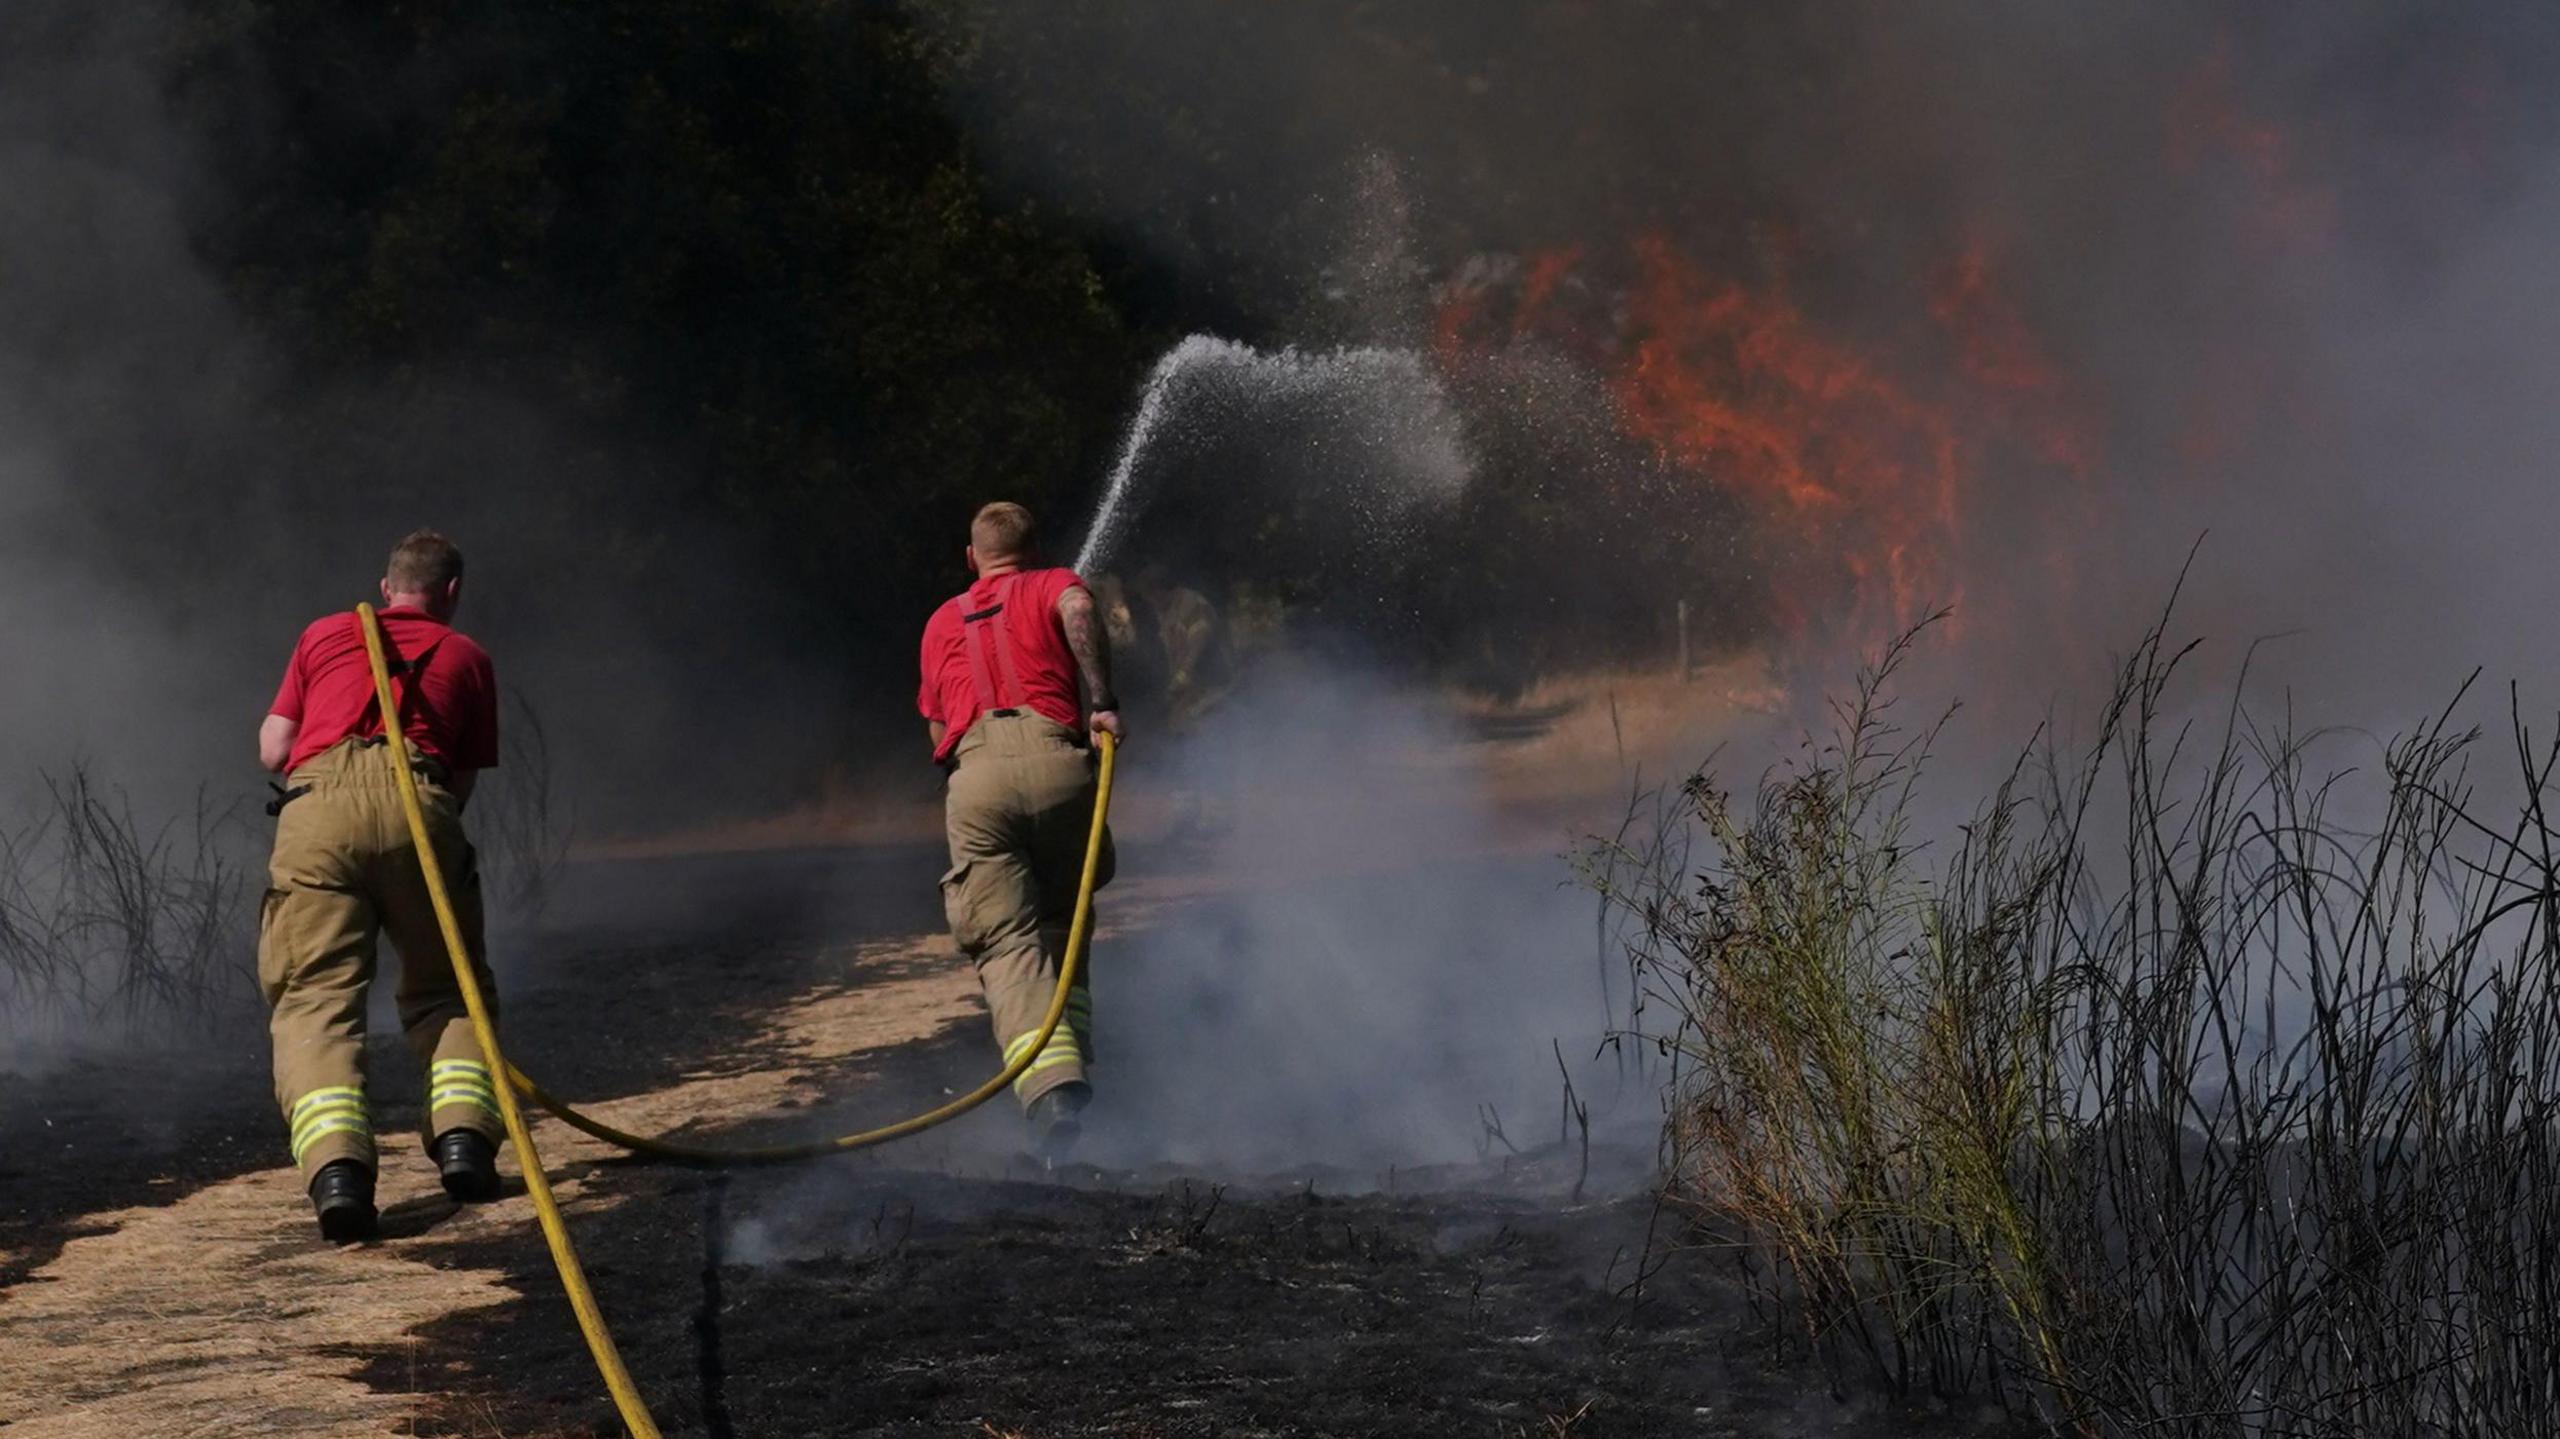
top-left (0, 937), bottom-right (978, 1436)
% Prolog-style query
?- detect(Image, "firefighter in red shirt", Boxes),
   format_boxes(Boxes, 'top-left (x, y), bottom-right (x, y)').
top-left (256, 530), bottom-right (506, 1241)
top-left (920, 502), bottom-right (1122, 1159)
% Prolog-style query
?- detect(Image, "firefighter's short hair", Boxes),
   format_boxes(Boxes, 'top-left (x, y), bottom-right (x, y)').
top-left (970, 502), bottom-right (1038, 561)
top-left (386, 529), bottom-right (465, 592)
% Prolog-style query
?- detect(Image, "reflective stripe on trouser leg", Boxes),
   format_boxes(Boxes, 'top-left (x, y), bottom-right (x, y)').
top-left (287, 1085), bottom-right (374, 1170)
top-left (1003, 1022), bottom-right (1085, 1100)
top-left (427, 1057), bottom-right (503, 1138)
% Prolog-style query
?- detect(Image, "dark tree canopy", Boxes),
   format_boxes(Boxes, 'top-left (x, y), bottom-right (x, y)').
top-left (171, 0), bottom-right (1148, 684)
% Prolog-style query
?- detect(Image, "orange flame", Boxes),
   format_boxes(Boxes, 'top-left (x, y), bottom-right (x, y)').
top-left (1928, 240), bottom-right (2098, 479)
top-left (1612, 233), bottom-right (1965, 640)
top-left (1435, 245), bottom-right (1592, 369)
top-left (1513, 244), bottom-right (1583, 341)
top-left (1435, 231), bottom-right (2101, 654)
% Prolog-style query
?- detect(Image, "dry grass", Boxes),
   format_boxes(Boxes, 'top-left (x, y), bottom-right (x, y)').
top-left (1525, 1398), bottom-right (1599, 1436)
top-left (0, 766), bottom-right (250, 1039)
top-left (0, 689), bottom-right (569, 1043)
top-left (0, 943), bottom-right (975, 1434)
top-left (1588, 609), bottom-right (2560, 1435)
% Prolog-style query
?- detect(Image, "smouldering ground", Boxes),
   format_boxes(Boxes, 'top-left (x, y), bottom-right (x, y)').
top-left (1, 833), bottom-right (2005, 1438)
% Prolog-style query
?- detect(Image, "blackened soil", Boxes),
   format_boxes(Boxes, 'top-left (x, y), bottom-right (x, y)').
top-left (0, 1045), bottom-right (273, 1289)
top-left (364, 1153), bottom-right (2016, 1439)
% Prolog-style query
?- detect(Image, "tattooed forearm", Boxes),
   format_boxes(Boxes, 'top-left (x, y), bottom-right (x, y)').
top-left (1057, 586), bottom-right (1117, 709)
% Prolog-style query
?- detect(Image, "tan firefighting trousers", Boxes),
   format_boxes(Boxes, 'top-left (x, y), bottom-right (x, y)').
top-left (257, 738), bottom-right (505, 1181)
top-left (941, 712), bottom-right (1114, 1109)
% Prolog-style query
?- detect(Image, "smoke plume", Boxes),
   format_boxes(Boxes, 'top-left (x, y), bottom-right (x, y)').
top-left (926, 0), bottom-right (2560, 731)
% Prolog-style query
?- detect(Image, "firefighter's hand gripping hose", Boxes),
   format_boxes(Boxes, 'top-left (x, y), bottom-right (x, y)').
top-left (357, 603), bottom-right (1117, 1436)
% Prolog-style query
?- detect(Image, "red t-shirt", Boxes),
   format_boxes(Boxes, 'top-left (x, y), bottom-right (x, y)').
top-left (917, 567), bottom-right (1087, 763)
top-left (270, 607), bottom-right (501, 774)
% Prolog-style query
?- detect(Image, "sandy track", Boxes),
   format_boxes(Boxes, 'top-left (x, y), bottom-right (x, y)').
top-left (0, 937), bottom-right (977, 1436)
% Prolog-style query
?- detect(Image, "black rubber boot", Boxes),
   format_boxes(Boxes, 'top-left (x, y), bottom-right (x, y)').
top-left (1025, 1080), bottom-right (1091, 1167)
top-left (433, 1128), bottom-right (501, 1203)
top-left (309, 1159), bottom-right (378, 1243)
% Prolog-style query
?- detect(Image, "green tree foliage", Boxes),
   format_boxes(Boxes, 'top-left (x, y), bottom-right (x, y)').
top-left (171, 0), bottom-right (1146, 677)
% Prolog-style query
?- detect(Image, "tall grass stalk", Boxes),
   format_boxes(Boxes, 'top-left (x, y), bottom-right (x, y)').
top-left (1589, 613), bottom-right (2560, 1435)
top-left (0, 768), bottom-right (250, 1041)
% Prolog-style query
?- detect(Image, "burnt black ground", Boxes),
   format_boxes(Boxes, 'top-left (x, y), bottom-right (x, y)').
top-left (367, 1157), bottom-right (2019, 1439)
top-left (5, 842), bottom-right (2027, 1437)
top-left (0, 1045), bottom-right (273, 1289)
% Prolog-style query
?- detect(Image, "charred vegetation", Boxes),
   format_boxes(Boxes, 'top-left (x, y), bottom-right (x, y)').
top-left (1590, 609), bottom-right (2560, 1435)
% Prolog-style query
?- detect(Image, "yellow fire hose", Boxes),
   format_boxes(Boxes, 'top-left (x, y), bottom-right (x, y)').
top-left (356, 602), bottom-right (1117, 1437)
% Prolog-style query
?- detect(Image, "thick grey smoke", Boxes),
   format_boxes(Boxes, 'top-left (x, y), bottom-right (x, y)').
top-left (0, 4), bottom-right (801, 1059)
top-left (0, 3), bottom-right (847, 835)
top-left (12, 1), bottom-right (2553, 1160)
top-left (925, 0), bottom-right (2560, 734)
top-left (878, 0), bottom-right (2560, 1178)
top-left (0, 5), bottom-right (268, 798)
top-left (1085, 658), bottom-right (1625, 1172)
